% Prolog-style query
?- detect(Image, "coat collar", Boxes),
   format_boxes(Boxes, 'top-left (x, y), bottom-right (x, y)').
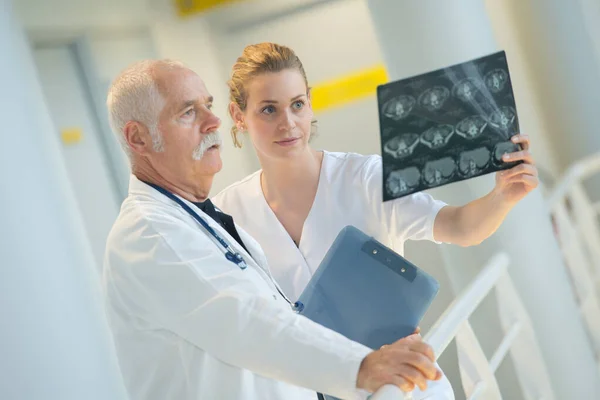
top-left (127, 174), bottom-right (260, 270)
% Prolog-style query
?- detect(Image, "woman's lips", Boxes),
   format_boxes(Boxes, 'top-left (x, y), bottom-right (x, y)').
top-left (276, 137), bottom-right (299, 146)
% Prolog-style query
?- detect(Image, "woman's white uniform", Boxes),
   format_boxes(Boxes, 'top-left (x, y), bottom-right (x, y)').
top-left (214, 151), bottom-right (455, 399)
top-left (103, 175), bottom-right (373, 400)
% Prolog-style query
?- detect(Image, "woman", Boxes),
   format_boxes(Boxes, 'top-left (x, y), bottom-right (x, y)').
top-left (213, 43), bottom-right (538, 398)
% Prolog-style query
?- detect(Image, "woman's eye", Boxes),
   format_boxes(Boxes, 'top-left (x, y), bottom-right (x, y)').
top-left (292, 100), bottom-right (305, 110)
top-left (262, 105), bottom-right (275, 115)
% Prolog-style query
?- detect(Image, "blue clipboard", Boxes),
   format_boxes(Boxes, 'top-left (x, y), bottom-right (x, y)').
top-left (297, 225), bottom-right (440, 350)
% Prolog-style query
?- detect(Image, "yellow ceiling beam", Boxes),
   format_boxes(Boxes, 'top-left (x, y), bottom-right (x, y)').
top-left (174, 0), bottom-right (242, 18)
top-left (310, 64), bottom-right (388, 113)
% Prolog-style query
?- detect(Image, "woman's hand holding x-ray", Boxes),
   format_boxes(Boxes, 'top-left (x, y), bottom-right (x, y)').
top-left (494, 134), bottom-right (539, 205)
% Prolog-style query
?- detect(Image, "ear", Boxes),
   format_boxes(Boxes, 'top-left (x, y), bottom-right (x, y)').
top-left (229, 102), bottom-right (245, 130)
top-left (123, 121), bottom-right (151, 155)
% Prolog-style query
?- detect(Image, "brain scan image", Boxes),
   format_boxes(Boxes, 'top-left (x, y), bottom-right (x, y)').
top-left (418, 86), bottom-right (450, 111)
top-left (456, 115), bottom-right (488, 140)
top-left (383, 133), bottom-right (420, 159)
top-left (423, 157), bottom-right (457, 187)
top-left (382, 95), bottom-right (416, 121)
top-left (452, 78), bottom-right (480, 102)
top-left (385, 167), bottom-right (421, 197)
top-left (489, 106), bottom-right (516, 130)
top-left (493, 141), bottom-right (520, 167)
top-left (376, 51), bottom-right (519, 200)
top-left (458, 147), bottom-right (491, 177)
top-left (484, 69), bottom-right (509, 93)
top-left (420, 124), bottom-right (454, 149)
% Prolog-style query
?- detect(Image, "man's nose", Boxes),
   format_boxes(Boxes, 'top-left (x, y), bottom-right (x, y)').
top-left (202, 109), bottom-right (221, 133)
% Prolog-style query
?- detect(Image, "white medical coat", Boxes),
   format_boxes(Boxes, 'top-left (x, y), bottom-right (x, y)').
top-left (103, 175), bottom-right (373, 400)
top-left (214, 151), bottom-right (455, 399)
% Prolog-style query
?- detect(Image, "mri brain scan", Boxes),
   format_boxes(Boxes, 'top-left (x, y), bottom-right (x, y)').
top-left (376, 51), bottom-right (519, 200)
top-left (418, 86), bottom-right (450, 111)
top-left (383, 133), bottom-right (420, 159)
top-left (458, 147), bottom-right (491, 177)
top-left (382, 95), bottom-right (416, 121)
top-left (420, 124), bottom-right (454, 149)
top-left (453, 78), bottom-right (481, 102)
top-left (489, 106), bottom-right (516, 130)
top-left (484, 69), bottom-right (509, 93)
top-left (423, 157), bottom-right (457, 187)
top-left (456, 115), bottom-right (488, 140)
top-left (385, 167), bottom-right (421, 197)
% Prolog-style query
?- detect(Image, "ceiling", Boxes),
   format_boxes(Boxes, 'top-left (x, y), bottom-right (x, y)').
top-left (202, 0), bottom-right (338, 33)
top-left (16, 0), bottom-right (340, 35)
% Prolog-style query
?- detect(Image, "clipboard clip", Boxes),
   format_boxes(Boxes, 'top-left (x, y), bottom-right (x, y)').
top-left (292, 301), bottom-right (305, 313)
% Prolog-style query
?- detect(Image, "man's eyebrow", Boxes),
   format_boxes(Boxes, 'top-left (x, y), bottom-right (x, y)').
top-left (178, 100), bottom-right (196, 110)
top-left (177, 96), bottom-right (213, 111)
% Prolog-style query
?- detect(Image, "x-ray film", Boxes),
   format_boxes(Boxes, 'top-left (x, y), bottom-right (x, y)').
top-left (377, 51), bottom-right (522, 201)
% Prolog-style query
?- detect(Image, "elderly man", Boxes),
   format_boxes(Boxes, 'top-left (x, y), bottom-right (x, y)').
top-left (103, 59), bottom-right (443, 400)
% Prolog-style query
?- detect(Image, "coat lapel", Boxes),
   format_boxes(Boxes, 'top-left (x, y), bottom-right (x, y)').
top-left (129, 175), bottom-right (288, 299)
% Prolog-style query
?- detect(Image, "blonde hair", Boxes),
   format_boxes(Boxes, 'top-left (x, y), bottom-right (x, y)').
top-left (227, 43), bottom-right (317, 148)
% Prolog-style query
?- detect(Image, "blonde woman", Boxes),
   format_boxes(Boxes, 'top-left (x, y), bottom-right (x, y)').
top-left (214, 43), bottom-right (538, 399)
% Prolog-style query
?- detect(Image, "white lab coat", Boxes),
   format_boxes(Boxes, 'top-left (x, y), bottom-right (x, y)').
top-left (214, 151), bottom-right (455, 399)
top-left (103, 175), bottom-right (373, 400)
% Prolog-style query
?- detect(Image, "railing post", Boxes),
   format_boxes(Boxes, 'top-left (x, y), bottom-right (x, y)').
top-left (494, 273), bottom-right (555, 399)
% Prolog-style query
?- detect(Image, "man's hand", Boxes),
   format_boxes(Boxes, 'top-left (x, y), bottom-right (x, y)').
top-left (356, 334), bottom-right (442, 393)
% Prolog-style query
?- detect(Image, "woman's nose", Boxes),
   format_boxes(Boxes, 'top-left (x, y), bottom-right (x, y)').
top-left (279, 110), bottom-right (296, 131)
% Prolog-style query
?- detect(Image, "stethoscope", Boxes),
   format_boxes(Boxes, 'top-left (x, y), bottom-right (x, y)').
top-left (144, 182), bottom-right (304, 313)
top-left (146, 181), bottom-right (249, 269)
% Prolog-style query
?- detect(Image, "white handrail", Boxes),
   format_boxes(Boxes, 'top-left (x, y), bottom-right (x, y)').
top-left (370, 253), bottom-right (511, 400)
top-left (425, 253), bottom-right (510, 357)
top-left (547, 153), bottom-right (600, 208)
top-left (489, 321), bottom-right (521, 373)
top-left (546, 151), bottom-right (600, 375)
top-left (466, 382), bottom-right (487, 400)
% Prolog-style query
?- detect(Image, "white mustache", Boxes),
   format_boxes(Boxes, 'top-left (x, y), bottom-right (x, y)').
top-left (192, 131), bottom-right (223, 160)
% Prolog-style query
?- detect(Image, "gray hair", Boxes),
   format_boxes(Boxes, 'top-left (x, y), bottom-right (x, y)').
top-left (106, 59), bottom-right (186, 158)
